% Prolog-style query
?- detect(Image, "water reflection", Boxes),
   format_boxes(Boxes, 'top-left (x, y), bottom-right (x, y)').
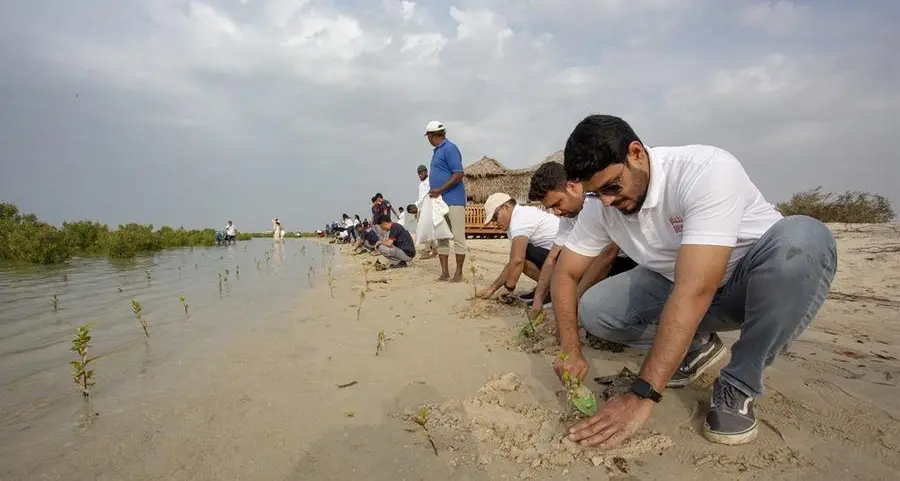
top-left (0, 238), bottom-right (331, 441)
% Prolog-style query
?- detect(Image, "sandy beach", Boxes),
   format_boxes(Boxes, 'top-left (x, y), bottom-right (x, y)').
top-left (3, 223), bottom-right (899, 481)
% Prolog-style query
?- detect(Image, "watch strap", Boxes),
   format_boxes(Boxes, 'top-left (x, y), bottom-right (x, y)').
top-left (631, 378), bottom-right (663, 403)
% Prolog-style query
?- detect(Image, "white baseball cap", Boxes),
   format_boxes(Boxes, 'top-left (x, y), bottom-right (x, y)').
top-left (425, 120), bottom-right (445, 133)
top-left (483, 193), bottom-right (512, 225)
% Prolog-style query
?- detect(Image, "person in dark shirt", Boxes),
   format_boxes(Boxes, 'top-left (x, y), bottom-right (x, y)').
top-left (375, 214), bottom-right (415, 267)
top-left (354, 223), bottom-right (380, 253)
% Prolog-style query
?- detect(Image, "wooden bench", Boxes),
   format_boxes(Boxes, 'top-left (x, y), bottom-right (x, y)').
top-left (465, 204), bottom-right (507, 239)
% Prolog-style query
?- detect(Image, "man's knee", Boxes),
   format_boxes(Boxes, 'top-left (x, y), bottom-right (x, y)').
top-left (577, 282), bottom-right (632, 339)
top-left (764, 216), bottom-right (838, 279)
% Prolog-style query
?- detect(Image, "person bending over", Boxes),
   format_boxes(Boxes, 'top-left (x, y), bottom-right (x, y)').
top-left (475, 193), bottom-right (559, 299)
top-left (374, 214), bottom-right (416, 267)
top-left (552, 114), bottom-right (836, 448)
top-left (354, 223), bottom-right (380, 253)
top-left (525, 162), bottom-right (637, 321)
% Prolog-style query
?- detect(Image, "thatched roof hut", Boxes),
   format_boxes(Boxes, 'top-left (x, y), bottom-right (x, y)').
top-left (463, 151), bottom-right (564, 204)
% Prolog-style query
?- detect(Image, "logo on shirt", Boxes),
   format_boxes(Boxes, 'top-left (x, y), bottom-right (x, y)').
top-left (668, 215), bottom-right (684, 234)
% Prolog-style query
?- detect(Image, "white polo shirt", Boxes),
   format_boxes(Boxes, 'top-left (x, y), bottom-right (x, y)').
top-left (509, 205), bottom-right (560, 250)
top-left (565, 145), bottom-right (783, 285)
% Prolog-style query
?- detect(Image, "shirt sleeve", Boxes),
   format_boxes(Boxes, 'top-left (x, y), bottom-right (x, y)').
top-left (564, 202), bottom-right (611, 256)
top-left (679, 149), bottom-right (748, 247)
top-left (446, 144), bottom-right (464, 173)
top-left (508, 218), bottom-right (536, 240)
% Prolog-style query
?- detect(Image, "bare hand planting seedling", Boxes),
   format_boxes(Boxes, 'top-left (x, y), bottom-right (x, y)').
top-left (70, 324), bottom-right (96, 398)
top-left (557, 351), bottom-right (597, 417)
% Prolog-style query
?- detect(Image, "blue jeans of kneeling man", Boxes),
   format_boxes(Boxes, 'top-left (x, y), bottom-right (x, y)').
top-left (578, 215), bottom-right (837, 398)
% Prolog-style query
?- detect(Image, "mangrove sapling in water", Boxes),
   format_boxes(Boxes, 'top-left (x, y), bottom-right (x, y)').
top-left (51, 294), bottom-right (59, 311)
top-left (235, 265), bottom-right (240, 280)
top-left (218, 273), bottom-right (223, 294)
top-left (70, 324), bottom-right (96, 398)
top-left (308, 266), bottom-right (314, 287)
top-left (326, 266), bottom-right (335, 298)
top-left (180, 296), bottom-right (189, 315)
top-left (145, 270), bottom-right (152, 282)
top-left (414, 407), bottom-right (438, 456)
top-left (132, 299), bottom-right (149, 338)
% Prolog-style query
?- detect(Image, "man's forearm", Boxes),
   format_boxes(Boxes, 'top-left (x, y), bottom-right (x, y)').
top-left (551, 268), bottom-right (582, 352)
top-left (533, 257), bottom-right (556, 302)
top-left (638, 291), bottom-right (715, 391)
top-left (576, 247), bottom-right (618, 298)
top-left (504, 259), bottom-right (525, 289)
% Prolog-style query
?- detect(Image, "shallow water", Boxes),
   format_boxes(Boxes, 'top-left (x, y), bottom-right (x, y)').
top-left (0, 238), bottom-right (333, 471)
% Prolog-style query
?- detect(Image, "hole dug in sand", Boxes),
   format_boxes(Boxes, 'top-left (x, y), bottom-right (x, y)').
top-left (397, 373), bottom-right (674, 477)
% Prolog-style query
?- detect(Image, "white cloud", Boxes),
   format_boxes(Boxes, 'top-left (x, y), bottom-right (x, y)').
top-left (0, 0), bottom-right (897, 229)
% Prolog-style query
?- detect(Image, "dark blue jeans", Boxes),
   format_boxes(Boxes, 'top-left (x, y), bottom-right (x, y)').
top-left (578, 215), bottom-right (837, 397)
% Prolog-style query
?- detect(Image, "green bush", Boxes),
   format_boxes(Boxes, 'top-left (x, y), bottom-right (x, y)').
top-left (0, 202), bottom-right (243, 265)
top-left (776, 187), bottom-right (894, 223)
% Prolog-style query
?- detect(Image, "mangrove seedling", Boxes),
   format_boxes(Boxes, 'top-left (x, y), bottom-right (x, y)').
top-left (356, 290), bottom-right (366, 321)
top-left (376, 329), bottom-right (386, 355)
top-left (225, 268), bottom-right (230, 276)
top-left (117, 285), bottom-right (124, 293)
top-left (235, 265), bottom-right (240, 280)
top-left (131, 299), bottom-right (149, 338)
top-left (145, 270), bottom-right (151, 282)
top-left (51, 294), bottom-right (59, 311)
top-left (218, 273), bottom-right (223, 294)
top-left (63, 273), bottom-right (69, 284)
top-left (308, 266), bottom-right (314, 287)
top-left (557, 351), bottom-right (597, 417)
top-left (180, 295), bottom-right (189, 315)
top-left (469, 255), bottom-right (478, 311)
top-left (326, 266), bottom-right (335, 299)
top-left (70, 323), bottom-right (96, 398)
top-left (518, 311), bottom-right (545, 338)
top-left (362, 264), bottom-right (372, 291)
top-left (414, 407), bottom-right (438, 456)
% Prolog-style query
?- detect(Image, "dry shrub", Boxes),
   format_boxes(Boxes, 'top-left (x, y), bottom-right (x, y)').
top-left (776, 187), bottom-right (894, 224)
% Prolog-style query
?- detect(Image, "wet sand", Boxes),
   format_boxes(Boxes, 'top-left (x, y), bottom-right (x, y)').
top-left (2, 224), bottom-right (899, 480)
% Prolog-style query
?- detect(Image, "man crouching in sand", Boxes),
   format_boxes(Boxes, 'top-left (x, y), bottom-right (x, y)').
top-left (552, 114), bottom-right (837, 448)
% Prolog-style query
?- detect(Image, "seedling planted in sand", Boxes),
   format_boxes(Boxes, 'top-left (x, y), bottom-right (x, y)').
top-left (557, 351), bottom-right (597, 416)
top-left (70, 324), bottom-right (96, 397)
top-left (132, 299), bottom-right (149, 338)
top-left (375, 329), bottom-right (386, 355)
top-left (180, 295), bottom-right (189, 315)
top-left (518, 311), bottom-right (545, 338)
top-left (308, 266), bottom-right (314, 287)
top-left (414, 407), bottom-right (438, 456)
top-left (51, 294), bottom-right (59, 311)
top-left (356, 290), bottom-right (366, 321)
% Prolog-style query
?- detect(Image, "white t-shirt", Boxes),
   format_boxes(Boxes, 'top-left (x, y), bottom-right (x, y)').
top-left (565, 145), bottom-right (783, 285)
top-left (225, 224), bottom-right (236, 236)
top-left (509, 205), bottom-right (560, 250)
top-left (397, 213), bottom-right (406, 227)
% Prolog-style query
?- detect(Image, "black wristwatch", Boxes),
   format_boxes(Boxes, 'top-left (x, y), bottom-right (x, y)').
top-left (630, 378), bottom-right (663, 403)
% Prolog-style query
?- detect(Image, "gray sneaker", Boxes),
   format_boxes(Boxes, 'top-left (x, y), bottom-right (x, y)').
top-left (703, 378), bottom-right (759, 445)
top-left (667, 333), bottom-right (727, 388)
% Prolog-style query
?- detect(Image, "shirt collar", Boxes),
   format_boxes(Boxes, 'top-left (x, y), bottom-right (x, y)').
top-left (640, 146), bottom-right (665, 211)
top-left (433, 139), bottom-right (448, 151)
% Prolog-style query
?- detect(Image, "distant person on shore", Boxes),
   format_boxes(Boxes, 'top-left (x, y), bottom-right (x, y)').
top-left (475, 193), bottom-right (559, 299)
top-left (414, 164), bottom-right (439, 259)
top-left (354, 223), bottom-right (380, 253)
top-left (405, 204), bottom-right (419, 243)
top-left (424, 120), bottom-right (467, 281)
top-left (397, 207), bottom-right (406, 228)
top-left (525, 162), bottom-right (637, 321)
top-left (371, 193), bottom-right (397, 224)
top-left (272, 218), bottom-right (284, 241)
top-left (224, 221), bottom-right (237, 243)
top-left (553, 114), bottom-right (837, 448)
top-left (374, 214), bottom-right (416, 267)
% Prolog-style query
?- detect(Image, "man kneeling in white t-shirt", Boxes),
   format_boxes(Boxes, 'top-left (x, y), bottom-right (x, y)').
top-left (525, 162), bottom-right (637, 322)
top-left (475, 193), bottom-right (559, 299)
top-left (553, 114), bottom-right (837, 449)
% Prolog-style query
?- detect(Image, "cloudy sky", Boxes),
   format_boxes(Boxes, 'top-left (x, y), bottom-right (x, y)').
top-left (1, 0), bottom-right (897, 231)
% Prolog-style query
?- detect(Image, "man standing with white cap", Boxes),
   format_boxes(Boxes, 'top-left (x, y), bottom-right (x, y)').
top-left (424, 120), bottom-right (467, 282)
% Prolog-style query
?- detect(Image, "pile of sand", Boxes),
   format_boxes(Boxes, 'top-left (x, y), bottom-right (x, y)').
top-left (397, 373), bottom-right (674, 478)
